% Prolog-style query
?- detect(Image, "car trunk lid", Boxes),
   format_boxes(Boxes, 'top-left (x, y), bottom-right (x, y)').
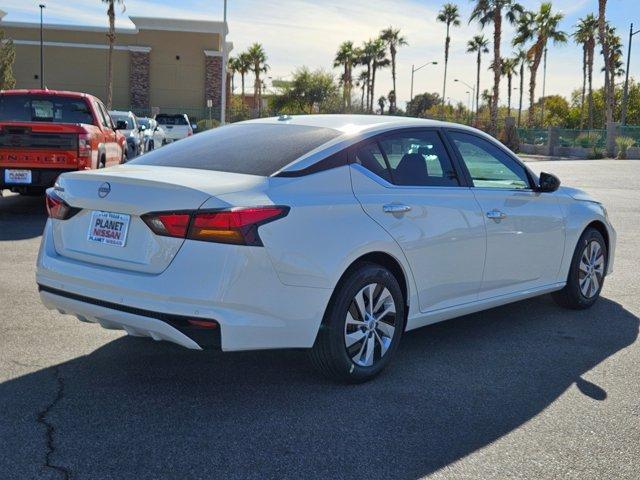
top-left (51, 165), bottom-right (267, 274)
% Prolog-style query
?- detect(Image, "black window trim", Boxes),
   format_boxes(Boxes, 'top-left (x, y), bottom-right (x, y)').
top-left (347, 127), bottom-right (470, 189)
top-left (442, 127), bottom-right (538, 191)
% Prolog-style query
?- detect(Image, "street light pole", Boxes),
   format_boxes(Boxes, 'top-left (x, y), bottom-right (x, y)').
top-left (621, 23), bottom-right (640, 126)
top-left (410, 61), bottom-right (438, 103)
top-left (39, 4), bottom-right (46, 89)
top-left (220, 0), bottom-right (228, 125)
top-left (454, 78), bottom-right (475, 119)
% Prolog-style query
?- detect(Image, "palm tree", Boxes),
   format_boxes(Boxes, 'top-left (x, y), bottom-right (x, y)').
top-left (334, 41), bottom-right (358, 112)
top-left (437, 4), bottom-right (461, 118)
top-left (370, 39), bottom-right (390, 113)
top-left (573, 15), bottom-right (598, 129)
top-left (358, 40), bottom-right (375, 111)
top-left (357, 70), bottom-right (369, 110)
top-left (246, 43), bottom-right (269, 115)
top-left (501, 57), bottom-right (518, 117)
top-left (513, 4), bottom-right (567, 127)
top-left (227, 56), bottom-right (237, 94)
top-left (597, 0), bottom-right (614, 125)
top-left (602, 25), bottom-right (624, 120)
top-left (379, 27), bottom-right (408, 114)
top-left (470, 0), bottom-right (523, 135)
top-left (102, 0), bottom-right (125, 109)
top-left (513, 48), bottom-right (527, 127)
top-left (466, 35), bottom-right (489, 126)
top-left (378, 95), bottom-right (388, 115)
top-left (235, 52), bottom-right (251, 103)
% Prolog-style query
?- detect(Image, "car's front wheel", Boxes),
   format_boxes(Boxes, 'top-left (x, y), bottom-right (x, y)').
top-left (309, 262), bottom-right (405, 383)
top-left (553, 227), bottom-right (607, 309)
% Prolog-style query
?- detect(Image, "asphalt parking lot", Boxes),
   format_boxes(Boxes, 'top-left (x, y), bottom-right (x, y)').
top-left (1, 159), bottom-right (639, 480)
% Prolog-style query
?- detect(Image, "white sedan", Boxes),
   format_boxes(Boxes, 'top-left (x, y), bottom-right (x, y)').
top-left (37, 115), bottom-right (616, 382)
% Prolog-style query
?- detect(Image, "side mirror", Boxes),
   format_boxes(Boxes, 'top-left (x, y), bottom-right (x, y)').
top-left (154, 126), bottom-right (160, 132)
top-left (191, 123), bottom-right (198, 130)
top-left (139, 125), bottom-right (146, 132)
top-left (537, 172), bottom-right (561, 193)
top-left (115, 120), bottom-right (127, 130)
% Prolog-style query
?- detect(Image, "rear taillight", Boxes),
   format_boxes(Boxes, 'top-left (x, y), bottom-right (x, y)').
top-left (45, 189), bottom-right (80, 220)
top-left (78, 133), bottom-right (92, 158)
top-left (141, 206), bottom-right (289, 246)
top-left (187, 128), bottom-right (193, 137)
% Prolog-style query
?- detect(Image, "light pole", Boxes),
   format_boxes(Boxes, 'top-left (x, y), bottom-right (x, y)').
top-left (410, 61), bottom-right (438, 102)
top-left (220, 0), bottom-right (228, 125)
top-left (454, 78), bottom-right (475, 117)
top-left (540, 47), bottom-right (548, 126)
top-left (39, 4), bottom-right (45, 89)
top-left (621, 23), bottom-right (640, 126)
top-left (465, 90), bottom-right (471, 124)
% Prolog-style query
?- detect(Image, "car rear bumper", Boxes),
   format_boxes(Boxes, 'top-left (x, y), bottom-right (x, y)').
top-left (1, 167), bottom-right (76, 189)
top-left (36, 220), bottom-right (332, 351)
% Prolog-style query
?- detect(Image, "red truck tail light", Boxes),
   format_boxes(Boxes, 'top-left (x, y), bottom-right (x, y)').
top-left (78, 133), bottom-right (92, 158)
top-left (141, 206), bottom-right (289, 246)
top-left (45, 189), bottom-right (80, 220)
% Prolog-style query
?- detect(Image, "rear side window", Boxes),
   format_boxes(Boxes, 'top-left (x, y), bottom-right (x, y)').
top-left (354, 142), bottom-right (392, 183)
top-left (0, 94), bottom-right (94, 124)
top-left (156, 114), bottom-right (188, 126)
top-left (130, 123), bottom-right (341, 176)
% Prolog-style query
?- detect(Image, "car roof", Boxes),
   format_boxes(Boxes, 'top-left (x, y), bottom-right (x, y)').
top-left (244, 114), bottom-right (479, 136)
top-left (0, 88), bottom-right (96, 100)
top-left (244, 114), bottom-right (489, 174)
top-left (110, 110), bottom-right (133, 116)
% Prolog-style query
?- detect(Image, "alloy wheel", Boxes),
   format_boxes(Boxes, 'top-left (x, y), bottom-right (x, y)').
top-left (579, 240), bottom-right (605, 298)
top-left (344, 283), bottom-right (397, 367)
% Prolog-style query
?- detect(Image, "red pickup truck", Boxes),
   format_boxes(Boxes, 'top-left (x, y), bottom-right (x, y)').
top-left (0, 89), bottom-right (126, 195)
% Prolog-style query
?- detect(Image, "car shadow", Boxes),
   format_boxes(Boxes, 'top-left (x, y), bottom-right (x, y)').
top-left (1, 296), bottom-right (637, 479)
top-left (0, 191), bottom-right (47, 241)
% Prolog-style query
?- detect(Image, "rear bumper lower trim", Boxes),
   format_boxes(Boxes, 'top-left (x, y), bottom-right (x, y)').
top-left (38, 284), bottom-right (221, 349)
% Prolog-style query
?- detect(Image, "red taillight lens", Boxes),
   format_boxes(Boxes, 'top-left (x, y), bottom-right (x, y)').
top-left (141, 207), bottom-right (289, 246)
top-left (78, 133), bottom-right (92, 158)
top-left (45, 189), bottom-right (80, 220)
top-left (142, 213), bottom-right (191, 237)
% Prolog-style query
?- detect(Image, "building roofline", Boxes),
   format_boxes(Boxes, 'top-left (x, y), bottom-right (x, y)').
top-left (0, 13), bottom-right (227, 36)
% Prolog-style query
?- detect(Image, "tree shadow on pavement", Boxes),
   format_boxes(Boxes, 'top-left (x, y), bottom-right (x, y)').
top-left (1, 296), bottom-right (637, 479)
top-left (0, 193), bottom-right (47, 241)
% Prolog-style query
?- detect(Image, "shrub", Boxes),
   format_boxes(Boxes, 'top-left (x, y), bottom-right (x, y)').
top-left (589, 146), bottom-right (604, 159)
top-left (615, 136), bottom-right (636, 159)
top-left (575, 133), bottom-right (593, 148)
top-left (196, 119), bottom-right (220, 132)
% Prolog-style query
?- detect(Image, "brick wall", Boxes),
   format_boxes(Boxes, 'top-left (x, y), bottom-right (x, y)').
top-left (205, 55), bottom-right (222, 120)
top-left (129, 51), bottom-right (150, 111)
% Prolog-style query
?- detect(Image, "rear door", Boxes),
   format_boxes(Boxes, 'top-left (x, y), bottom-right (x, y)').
top-left (445, 129), bottom-right (565, 298)
top-left (350, 129), bottom-right (486, 313)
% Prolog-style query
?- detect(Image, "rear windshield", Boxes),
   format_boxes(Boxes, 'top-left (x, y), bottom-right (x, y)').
top-left (111, 114), bottom-right (134, 129)
top-left (0, 94), bottom-right (94, 124)
top-left (156, 114), bottom-right (188, 126)
top-left (130, 123), bottom-right (341, 176)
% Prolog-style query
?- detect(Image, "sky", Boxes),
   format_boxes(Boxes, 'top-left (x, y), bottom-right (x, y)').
top-left (1, 0), bottom-right (638, 109)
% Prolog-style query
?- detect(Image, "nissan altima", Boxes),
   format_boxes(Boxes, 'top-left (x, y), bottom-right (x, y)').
top-left (37, 115), bottom-right (616, 382)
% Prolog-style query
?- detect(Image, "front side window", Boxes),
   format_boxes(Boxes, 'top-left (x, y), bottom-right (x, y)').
top-left (379, 131), bottom-right (458, 187)
top-left (449, 131), bottom-right (530, 189)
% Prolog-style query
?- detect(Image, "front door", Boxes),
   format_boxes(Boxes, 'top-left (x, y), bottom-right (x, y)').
top-left (446, 130), bottom-right (565, 298)
top-left (350, 129), bottom-right (486, 313)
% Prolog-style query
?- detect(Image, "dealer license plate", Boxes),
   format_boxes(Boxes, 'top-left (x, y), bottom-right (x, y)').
top-left (4, 169), bottom-right (32, 184)
top-left (87, 211), bottom-right (130, 247)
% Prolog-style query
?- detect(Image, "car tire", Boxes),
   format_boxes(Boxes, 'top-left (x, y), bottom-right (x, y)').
top-left (552, 227), bottom-right (607, 310)
top-left (98, 155), bottom-right (106, 169)
top-left (309, 262), bottom-right (405, 383)
top-left (148, 141), bottom-right (154, 152)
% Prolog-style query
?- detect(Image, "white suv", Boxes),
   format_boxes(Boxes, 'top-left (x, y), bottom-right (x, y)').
top-left (154, 113), bottom-right (193, 143)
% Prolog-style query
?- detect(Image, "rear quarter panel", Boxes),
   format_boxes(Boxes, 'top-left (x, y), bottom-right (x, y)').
top-left (216, 165), bottom-right (418, 306)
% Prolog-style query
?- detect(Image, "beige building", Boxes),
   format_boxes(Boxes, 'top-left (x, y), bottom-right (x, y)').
top-left (0, 9), bottom-right (232, 120)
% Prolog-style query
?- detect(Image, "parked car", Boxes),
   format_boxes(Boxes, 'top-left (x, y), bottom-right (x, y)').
top-left (109, 110), bottom-right (144, 160)
top-left (155, 113), bottom-right (193, 143)
top-left (0, 89), bottom-right (125, 195)
top-left (138, 117), bottom-right (166, 151)
top-left (36, 115), bottom-right (616, 382)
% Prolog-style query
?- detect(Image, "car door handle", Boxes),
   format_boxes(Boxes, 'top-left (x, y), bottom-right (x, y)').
top-left (486, 209), bottom-right (507, 221)
top-left (383, 204), bottom-right (411, 214)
